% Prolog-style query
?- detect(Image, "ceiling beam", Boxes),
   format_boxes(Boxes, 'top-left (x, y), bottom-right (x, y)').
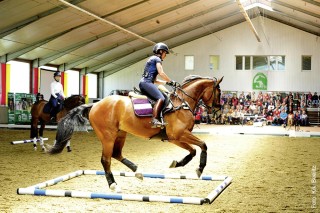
top-left (1, 30), bottom-right (71, 62)
top-left (236, 0), bottom-right (261, 42)
top-left (272, 0), bottom-right (320, 19)
top-left (302, 0), bottom-right (320, 7)
top-left (37, 36), bottom-right (100, 68)
top-left (102, 12), bottom-right (246, 77)
top-left (263, 14), bottom-right (320, 36)
top-left (0, 0), bottom-right (85, 38)
top-left (58, 0), bottom-right (156, 45)
top-left (57, 0), bottom-right (204, 69)
top-left (2, 0), bottom-right (150, 64)
top-left (60, 0), bottom-right (235, 71)
top-left (264, 8), bottom-right (320, 29)
top-left (11, 0), bottom-right (202, 70)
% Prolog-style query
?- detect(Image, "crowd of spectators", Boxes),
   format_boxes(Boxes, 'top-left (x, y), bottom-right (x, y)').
top-left (195, 91), bottom-right (320, 127)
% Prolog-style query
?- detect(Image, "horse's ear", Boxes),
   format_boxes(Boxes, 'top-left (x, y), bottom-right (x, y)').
top-left (217, 76), bottom-right (224, 85)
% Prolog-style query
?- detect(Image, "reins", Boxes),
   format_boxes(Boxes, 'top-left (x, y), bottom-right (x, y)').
top-left (168, 78), bottom-right (218, 114)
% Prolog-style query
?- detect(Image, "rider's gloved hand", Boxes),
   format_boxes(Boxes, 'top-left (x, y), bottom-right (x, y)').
top-left (166, 80), bottom-right (180, 87)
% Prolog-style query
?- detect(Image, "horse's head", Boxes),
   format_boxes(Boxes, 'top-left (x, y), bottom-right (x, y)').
top-left (180, 75), bottom-right (223, 114)
top-left (201, 77), bottom-right (223, 114)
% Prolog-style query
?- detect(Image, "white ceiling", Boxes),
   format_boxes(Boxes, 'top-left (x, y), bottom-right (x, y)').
top-left (0, 0), bottom-right (319, 77)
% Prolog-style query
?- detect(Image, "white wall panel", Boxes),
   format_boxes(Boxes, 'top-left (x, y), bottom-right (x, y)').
top-left (103, 17), bottom-right (320, 95)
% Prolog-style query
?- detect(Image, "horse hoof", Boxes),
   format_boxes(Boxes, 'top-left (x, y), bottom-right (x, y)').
top-left (34, 146), bottom-right (37, 151)
top-left (67, 146), bottom-right (72, 152)
top-left (135, 168), bottom-right (143, 180)
top-left (195, 168), bottom-right (202, 178)
top-left (135, 172), bottom-right (143, 180)
top-left (169, 160), bottom-right (177, 168)
top-left (110, 183), bottom-right (122, 193)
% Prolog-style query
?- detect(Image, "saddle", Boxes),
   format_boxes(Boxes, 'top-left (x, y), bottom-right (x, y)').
top-left (129, 85), bottom-right (173, 117)
top-left (43, 99), bottom-right (63, 115)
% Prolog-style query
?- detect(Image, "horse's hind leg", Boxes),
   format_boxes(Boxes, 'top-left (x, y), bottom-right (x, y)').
top-left (112, 131), bottom-right (142, 180)
top-left (30, 118), bottom-right (39, 151)
top-left (39, 122), bottom-right (46, 151)
top-left (97, 129), bottom-right (122, 193)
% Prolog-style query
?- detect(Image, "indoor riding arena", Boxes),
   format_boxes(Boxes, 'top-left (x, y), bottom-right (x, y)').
top-left (0, 1), bottom-right (319, 213)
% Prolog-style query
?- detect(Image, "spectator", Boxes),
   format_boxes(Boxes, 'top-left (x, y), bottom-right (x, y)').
top-left (251, 91), bottom-right (256, 102)
top-left (294, 111), bottom-right (301, 131)
top-left (249, 102), bottom-right (257, 115)
top-left (288, 92), bottom-right (293, 101)
top-left (312, 92), bottom-right (319, 107)
top-left (307, 92), bottom-right (312, 107)
top-left (246, 92), bottom-right (251, 101)
top-left (273, 107), bottom-right (281, 125)
top-left (221, 104), bottom-right (230, 124)
top-left (300, 110), bottom-right (308, 126)
top-left (280, 109), bottom-right (288, 127)
top-left (287, 111), bottom-right (294, 128)
top-left (227, 106), bottom-right (235, 124)
top-left (231, 108), bottom-right (241, 125)
top-left (231, 93), bottom-right (239, 107)
top-left (239, 92), bottom-right (245, 106)
top-left (257, 91), bottom-right (263, 102)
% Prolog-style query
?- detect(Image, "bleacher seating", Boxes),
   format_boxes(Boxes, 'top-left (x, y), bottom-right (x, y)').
top-left (306, 108), bottom-right (320, 125)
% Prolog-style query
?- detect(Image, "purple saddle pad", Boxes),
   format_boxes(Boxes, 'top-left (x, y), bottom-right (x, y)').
top-left (131, 98), bottom-right (153, 117)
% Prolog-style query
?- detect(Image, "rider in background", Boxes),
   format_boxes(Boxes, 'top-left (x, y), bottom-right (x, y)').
top-left (49, 71), bottom-right (65, 120)
top-left (139, 42), bottom-right (178, 128)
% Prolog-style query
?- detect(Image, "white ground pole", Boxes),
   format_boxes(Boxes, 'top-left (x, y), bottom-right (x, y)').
top-left (11, 138), bottom-right (49, 145)
top-left (17, 170), bottom-right (232, 205)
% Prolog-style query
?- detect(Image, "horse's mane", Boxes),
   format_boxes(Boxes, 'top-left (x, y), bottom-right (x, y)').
top-left (181, 75), bottom-right (215, 87)
top-left (64, 95), bottom-right (84, 108)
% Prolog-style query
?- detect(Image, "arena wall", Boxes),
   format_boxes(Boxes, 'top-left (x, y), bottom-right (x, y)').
top-left (103, 17), bottom-right (320, 96)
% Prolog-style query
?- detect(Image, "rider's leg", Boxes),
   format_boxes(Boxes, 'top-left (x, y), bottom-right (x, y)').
top-left (139, 81), bottom-right (166, 127)
top-left (151, 99), bottom-right (164, 127)
top-left (50, 97), bottom-right (58, 119)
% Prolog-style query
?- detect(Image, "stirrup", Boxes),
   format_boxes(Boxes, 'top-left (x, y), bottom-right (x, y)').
top-left (151, 118), bottom-right (167, 128)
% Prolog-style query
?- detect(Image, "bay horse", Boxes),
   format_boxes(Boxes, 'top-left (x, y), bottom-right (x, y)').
top-left (30, 94), bottom-right (85, 151)
top-left (48, 75), bottom-right (223, 192)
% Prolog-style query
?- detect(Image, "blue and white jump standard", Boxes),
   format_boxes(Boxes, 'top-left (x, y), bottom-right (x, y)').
top-left (17, 170), bottom-right (232, 205)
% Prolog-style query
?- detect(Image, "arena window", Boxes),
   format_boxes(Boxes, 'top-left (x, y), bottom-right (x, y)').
top-left (209, 55), bottom-right (219, 71)
top-left (184, 55), bottom-right (194, 70)
top-left (302, 55), bottom-right (311, 71)
top-left (236, 55), bottom-right (285, 71)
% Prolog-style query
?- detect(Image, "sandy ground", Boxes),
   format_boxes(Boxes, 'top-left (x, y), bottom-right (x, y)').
top-left (0, 125), bottom-right (319, 213)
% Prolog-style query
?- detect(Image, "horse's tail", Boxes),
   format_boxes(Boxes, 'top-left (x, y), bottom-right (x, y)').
top-left (48, 103), bottom-right (93, 154)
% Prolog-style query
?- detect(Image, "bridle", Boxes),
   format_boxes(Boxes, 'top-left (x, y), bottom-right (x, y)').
top-left (172, 78), bottom-right (221, 114)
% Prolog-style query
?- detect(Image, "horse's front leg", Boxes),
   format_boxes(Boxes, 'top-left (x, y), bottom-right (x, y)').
top-left (168, 141), bottom-right (196, 168)
top-left (171, 131), bottom-right (208, 178)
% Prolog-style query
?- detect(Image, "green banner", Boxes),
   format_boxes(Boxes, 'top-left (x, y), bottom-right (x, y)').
top-left (7, 92), bottom-right (35, 124)
top-left (8, 92), bottom-right (15, 124)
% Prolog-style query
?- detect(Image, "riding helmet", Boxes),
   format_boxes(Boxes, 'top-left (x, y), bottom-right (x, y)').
top-left (54, 71), bottom-right (61, 77)
top-left (153, 42), bottom-right (170, 54)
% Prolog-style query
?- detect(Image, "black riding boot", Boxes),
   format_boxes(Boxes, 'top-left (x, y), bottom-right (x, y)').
top-left (151, 99), bottom-right (165, 128)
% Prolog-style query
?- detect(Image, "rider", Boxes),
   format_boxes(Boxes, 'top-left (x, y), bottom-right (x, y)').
top-left (49, 71), bottom-right (65, 120)
top-left (139, 42), bottom-right (179, 128)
